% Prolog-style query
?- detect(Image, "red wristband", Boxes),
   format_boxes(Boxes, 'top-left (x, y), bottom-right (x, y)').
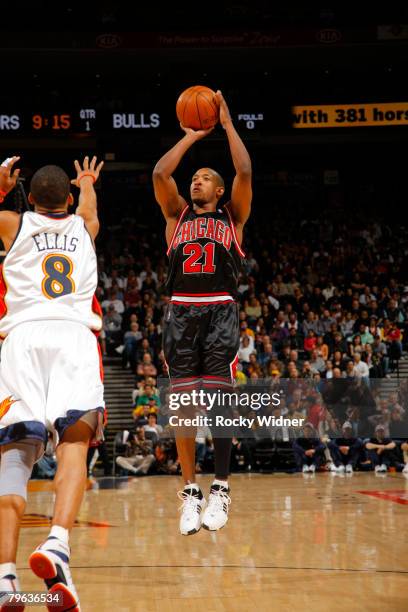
top-left (78, 173), bottom-right (96, 184)
top-left (0, 189), bottom-right (7, 197)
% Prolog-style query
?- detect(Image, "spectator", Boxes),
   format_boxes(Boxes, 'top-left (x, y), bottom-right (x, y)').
top-left (143, 412), bottom-right (163, 442)
top-left (286, 312), bottom-right (299, 333)
top-left (238, 335), bottom-right (253, 365)
top-left (116, 427), bottom-right (155, 476)
top-left (332, 350), bottom-right (347, 372)
top-left (240, 320), bottom-right (255, 343)
top-left (104, 268), bottom-right (126, 291)
top-left (340, 312), bottom-right (355, 338)
top-left (258, 342), bottom-right (275, 370)
top-left (136, 338), bottom-right (154, 362)
top-left (122, 321), bottom-right (143, 369)
top-left (302, 361), bottom-right (313, 379)
top-left (384, 299), bottom-right (404, 325)
top-left (365, 424), bottom-right (397, 473)
top-left (101, 288), bottom-right (125, 315)
top-left (271, 320), bottom-right (289, 349)
top-left (325, 360), bottom-right (334, 379)
top-left (245, 296), bottom-right (262, 322)
top-left (303, 311), bottom-right (318, 336)
top-left (305, 394), bottom-right (325, 429)
top-left (133, 403), bottom-right (155, 427)
top-left (287, 327), bottom-right (303, 351)
top-left (353, 353), bottom-right (370, 383)
top-left (247, 353), bottom-right (263, 378)
top-left (304, 330), bottom-right (317, 355)
top-left (135, 384), bottom-right (160, 409)
top-left (103, 304), bottom-right (123, 351)
top-left (310, 349), bottom-right (326, 374)
top-left (385, 322), bottom-right (403, 356)
top-left (136, 353), bottom-right (157, 378)
top-left (287, 401), bottom-right (306, 424)
top-left (349, 335), bottom-right (364, 358)
top-left (316, 335), bottom-right (329, 361)
top-left (292, 423), bottom-right (326, 473)
top-left (327, 421), bottom-right (363, 474)
top-left (317, 309), bottom-right (336, 336)
top-left (354, 324), bottom-right (374, 346)
top-left (345, 361), bottom-right (355, 379)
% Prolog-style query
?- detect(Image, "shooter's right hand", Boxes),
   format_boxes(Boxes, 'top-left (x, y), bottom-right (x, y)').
top-left (180, 123), bottom-right (214, 141)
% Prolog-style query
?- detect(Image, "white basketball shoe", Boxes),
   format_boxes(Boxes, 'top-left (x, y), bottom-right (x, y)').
top-left (202, 483), bottom-right (231, 531)
top-left (29, 536), bottom-right (80, 611)
top-left (177, 485), bottom-right (206, 535)
top-left (0, 573), bottom-right (24, 612)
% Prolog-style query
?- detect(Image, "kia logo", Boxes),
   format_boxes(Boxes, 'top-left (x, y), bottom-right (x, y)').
top-left (317, 29), bottom-right (342, 44)
top-left (96, 34), bottom-right (122, 49)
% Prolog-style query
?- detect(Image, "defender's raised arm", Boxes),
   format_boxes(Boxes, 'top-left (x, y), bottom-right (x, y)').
top-left (71, 155), bottom-right (104, 241)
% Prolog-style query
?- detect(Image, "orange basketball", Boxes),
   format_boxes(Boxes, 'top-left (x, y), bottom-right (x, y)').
top-left (176, 85), bottom-right (219, 130)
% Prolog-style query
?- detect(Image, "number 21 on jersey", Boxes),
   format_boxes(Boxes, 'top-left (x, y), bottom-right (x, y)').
top-left (41, 254), bottom-right (75, 299)
top-left (183, 242), bottom-right (216, 274)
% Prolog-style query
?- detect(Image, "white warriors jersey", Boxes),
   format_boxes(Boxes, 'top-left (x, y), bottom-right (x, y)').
top-left (0, 211), bottom-right (102, 336)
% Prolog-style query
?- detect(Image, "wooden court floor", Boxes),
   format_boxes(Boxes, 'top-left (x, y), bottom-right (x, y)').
top-left (16, 472), bottom-right (408, 611)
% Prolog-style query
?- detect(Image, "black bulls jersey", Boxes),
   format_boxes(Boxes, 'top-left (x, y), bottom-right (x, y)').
top-left (166, 204), bottom-right (245, 303)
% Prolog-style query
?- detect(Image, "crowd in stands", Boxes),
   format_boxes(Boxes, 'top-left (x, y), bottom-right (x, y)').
top-left (91, 207), bottom-right (408, 476)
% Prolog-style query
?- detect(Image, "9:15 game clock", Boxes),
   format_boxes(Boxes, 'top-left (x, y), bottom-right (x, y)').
top-left (32, 114), bottom-right (71, 130)
top-left (31, 109), bottom-right (96, 132)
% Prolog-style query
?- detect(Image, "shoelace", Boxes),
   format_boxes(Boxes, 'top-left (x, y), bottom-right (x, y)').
top-left (207, 489), bottom-right (231, 513)
top-left (177, 490), bottom-right (202, 513)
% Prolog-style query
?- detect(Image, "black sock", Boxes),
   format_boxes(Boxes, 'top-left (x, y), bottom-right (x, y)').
top-left (212, 437), bottom-right (232, 480)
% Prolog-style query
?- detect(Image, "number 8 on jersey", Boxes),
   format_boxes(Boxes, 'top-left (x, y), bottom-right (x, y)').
top-left (41, 254), bottom-right (75, 299)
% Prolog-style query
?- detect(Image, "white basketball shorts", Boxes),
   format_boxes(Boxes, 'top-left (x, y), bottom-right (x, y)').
top-left (0, 320), bottom-right (105, 458)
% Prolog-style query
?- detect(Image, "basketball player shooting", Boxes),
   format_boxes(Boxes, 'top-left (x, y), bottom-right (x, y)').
top-left (153, 91), bottom-right (252, 534)
top-left (0, 156), bottom-right (104, 611)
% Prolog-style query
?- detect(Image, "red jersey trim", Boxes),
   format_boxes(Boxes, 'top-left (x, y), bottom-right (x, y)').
top-left (0, 264), bottom-right (8, 324)
top-left (230, 353), bottom-right (239, 383)
top-left (172, 292), bottom-right (232, 297)
top-left (166, 205), bottom-right (190, 257)
top-left (170, 299), bottom-right (235, 306)
top-left (224, 205), bottom-right (246, 258)
top-left (97, 341), bottom-right (104, 383)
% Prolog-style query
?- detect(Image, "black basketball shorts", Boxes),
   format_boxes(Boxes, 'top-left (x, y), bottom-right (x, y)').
top-left (163, 302), bottom-right (239, 391)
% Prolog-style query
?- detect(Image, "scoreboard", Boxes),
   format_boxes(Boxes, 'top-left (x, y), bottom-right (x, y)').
top-left (0, 110), bottom-right (161, 133)
top-left (0, 109), bottom-right (265, 135)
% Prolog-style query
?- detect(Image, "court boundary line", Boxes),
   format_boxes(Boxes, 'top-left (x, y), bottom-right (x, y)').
top-left (18, 564), bottom-right (408, 574)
